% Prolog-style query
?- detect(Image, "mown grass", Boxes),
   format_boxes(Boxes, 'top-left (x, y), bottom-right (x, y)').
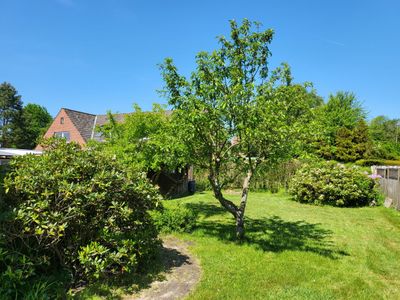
top-left (165, 191), bottom-right (400, 299)
top-left (76, 190), bottom-right (400, 299)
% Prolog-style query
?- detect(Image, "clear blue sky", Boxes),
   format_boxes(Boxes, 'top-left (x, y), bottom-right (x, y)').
top-left (0, 0), bottom-right (399, 119)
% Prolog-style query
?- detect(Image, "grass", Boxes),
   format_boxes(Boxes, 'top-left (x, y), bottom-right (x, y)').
top-left (164, 190), bottom-right (400, 300)
top-left (75, 190), bottom-right (400, 299)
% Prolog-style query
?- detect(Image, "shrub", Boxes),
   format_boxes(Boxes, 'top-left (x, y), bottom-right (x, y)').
top-left (356, 159), bottom-right (400, 167)
top-left (355, 159), bottom-right (385, 167)
top-left (194, 169), bottom-right (212, 192)
top-left (382, 160), bottom-right (400, 166)
top-left (0, 164), bottom-right (7, 198)
top-left (0, 139), bottom-right (161, 296)
top-left (289, 161), bottom-right (380, 207)
top-left (151, 204), bottom-right (197, 233)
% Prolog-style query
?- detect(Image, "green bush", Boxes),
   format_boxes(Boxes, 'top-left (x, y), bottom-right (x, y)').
top-left (356, 159), bottom-right (400, 167)
top-left (289, 161), bottom-right (380, 207)
top-left (382, 160), bottom-right (400, 166)
top-left (355, 159), bottom-right (385, 167)
top-left (0, 139), bottom-right (161, 296)
top-left (151, 204), bottom-right (197, 233)
top-left (0, 165), bottom-right (7, 198)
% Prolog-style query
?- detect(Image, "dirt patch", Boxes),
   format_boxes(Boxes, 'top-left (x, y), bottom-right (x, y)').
top-left (124, 236), bottom-right (201, 300)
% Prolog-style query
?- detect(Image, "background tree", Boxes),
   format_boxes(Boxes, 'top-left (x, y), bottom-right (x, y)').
top-left (160, 19), bottom-right (314, 239)
top-left (0, 82), bottom-right (23, 147)
top-left (334, 120), bottom-right (371, 161)
top-left (324, 92), bottom-right (365, 127)
top-left (14, 103), bottom-right (52, 149)
top-left (369, 115), bottom-right (400, 159)
top-left (98, 104), bottom-right (189, 173)
top-left (312, 91), bottom-right (370, 161)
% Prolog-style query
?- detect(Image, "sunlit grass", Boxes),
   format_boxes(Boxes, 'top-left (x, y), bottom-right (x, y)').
top-left (166, 191), bottom-right (400, 299)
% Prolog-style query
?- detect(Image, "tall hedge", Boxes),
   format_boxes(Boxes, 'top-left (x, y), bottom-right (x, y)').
top-left (0, 139), bottom-right (161, 296)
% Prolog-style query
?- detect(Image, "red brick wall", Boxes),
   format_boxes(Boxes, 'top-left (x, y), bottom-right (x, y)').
top-left (35, 109), bottom-right (87, 150)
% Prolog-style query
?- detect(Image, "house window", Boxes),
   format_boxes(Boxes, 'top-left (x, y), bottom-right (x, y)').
top-left (54, 131), bottom-right (70, 141)
top-left (60, 117), bottom-right (64, 124)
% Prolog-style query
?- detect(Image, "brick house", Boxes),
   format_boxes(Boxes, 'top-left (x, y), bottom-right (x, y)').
top-left (35, 108), bottom-right (128, 150)
top-left (37, 108), bottom-right (193, 197)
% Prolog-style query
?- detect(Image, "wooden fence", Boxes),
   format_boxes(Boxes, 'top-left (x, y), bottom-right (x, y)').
top-left (372, 166), bottom-right (400, 210)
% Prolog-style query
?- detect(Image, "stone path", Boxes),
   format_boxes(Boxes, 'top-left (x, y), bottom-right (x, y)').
top-left (124, 236), bottom-right (201, 300)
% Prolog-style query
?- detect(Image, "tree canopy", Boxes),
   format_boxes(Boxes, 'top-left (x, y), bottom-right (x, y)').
top-left (311, 91), bottom-right (371, 161)
top-left (97, 104), bottom-right (189, 172)
top-left (15, 103), bottom-right (52, 149)
top-left (0, 82), bottom-right (52, 149)
top-left (369, 115), bottom-right (400, 159)
top-left (160, 19), bottom-right (316, 238)
top-left (0, 82), bottom-right (23, 148)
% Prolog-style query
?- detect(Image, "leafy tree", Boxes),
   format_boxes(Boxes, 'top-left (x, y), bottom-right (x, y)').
top-left (98, 104), bottom-right (189, 172)
top-left (160, 19), bottom-right (314, 239)
top-left (322, 91), bottom-right (366, 135)
top-left (334, 119), bottom-right (371, 162)
top-left (370, 116), bottom-right (399, 142)
top-left (0, 82), bottom-right (23, 147)
top-left (369, 116), bottom-right (400, 159)
top-left (312, 91), bottom-right (368, 160)
top-left (14, 103), bottom-right (52, 149)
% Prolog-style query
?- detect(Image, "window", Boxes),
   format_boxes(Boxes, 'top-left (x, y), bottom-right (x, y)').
top-left (60, 117), bottom-right (64, 124)
top-left (54, 131), bottom-right (70, 141)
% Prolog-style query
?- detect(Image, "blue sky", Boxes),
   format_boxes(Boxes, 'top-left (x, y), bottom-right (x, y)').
top-left (0, 0), bottom-right (399, 119)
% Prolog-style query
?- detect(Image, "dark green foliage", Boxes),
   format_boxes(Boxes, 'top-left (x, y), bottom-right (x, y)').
top-left (97, 104), bottom-right (189, 173)
top-left (369, 115), bottom-right (400, 159)
top-left (20, 280), bottom-right (56, 300)
top-left (0, 165), bottom-right (6, 197)
top-left (382, 160), bottom-right (400, 166)
top-left (311, 97), bottom-right (400, 162)
top-left (355, 159), bottom-right (400, 167)
top-left (334, 127), bottom-right (356, 161)
top-left (0, 139), bottom-right (161, 296)
top-left (0, 82), bottom-right (23, 148)
top-left (289, 161), bottom-right (380, 207)
top-left (0, 82), bottom-right (52, 149)
top-left (311, 92), bottom-right (372, 162)
top-left (15, 103), bottom-right (52, 149)
top-left (355, 159), bottom-right (385, 167)
top-left (320, 91), bottom-right (366, 139)
top-left (370, 142), bottom-right (400, 160)
top-left (334, 120), bottom-right (372, 162)
top-left (151, 204), bottom-right (197, 233)
top-left (370, 115), bottom-right (400, 143)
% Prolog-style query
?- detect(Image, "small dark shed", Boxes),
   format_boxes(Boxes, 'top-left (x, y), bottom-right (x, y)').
top-left (148, 165), bottom-right (194, 198)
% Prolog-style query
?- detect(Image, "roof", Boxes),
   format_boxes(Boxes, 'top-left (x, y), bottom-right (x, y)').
top-left (0, 148), bottom-right (42, 158)
top-left (59, 108), bottom-right (173, 143)
top-left (95, 113), bottom-right (130, 127)
top-left (63, 108), bottom-right (96, 143)
top-left (94, 111), bottom-right (172, 127)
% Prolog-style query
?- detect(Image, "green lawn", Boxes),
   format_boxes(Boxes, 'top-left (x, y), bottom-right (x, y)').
top-left (166, 191), bottom-right (400, 299)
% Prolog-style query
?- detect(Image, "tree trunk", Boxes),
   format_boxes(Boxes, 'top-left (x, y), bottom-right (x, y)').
top-left (208, 172), bottom-right (238, 218)
top-left (236, 169), bottom-right (253, 239)
top-left (208, 168), bottom-right (253, 240)
top-left (236, 211), bottom-right (245, 239)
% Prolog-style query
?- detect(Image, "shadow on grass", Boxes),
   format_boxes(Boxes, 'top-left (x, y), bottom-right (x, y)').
top-left (186, 202), bottom-right (348, 259)
top-left (73, 244), bottom-right (190, 300)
